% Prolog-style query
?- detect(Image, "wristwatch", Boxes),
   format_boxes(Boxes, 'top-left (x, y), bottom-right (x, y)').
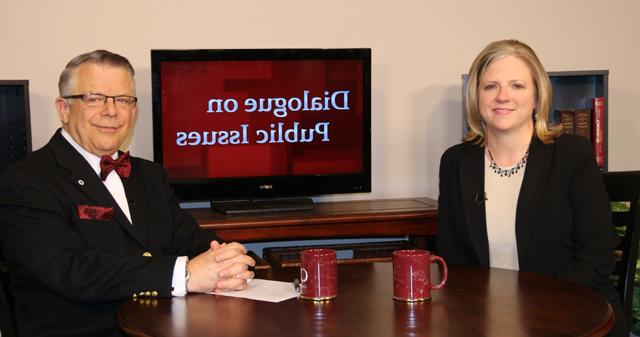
top-left (185, 266), bottom-right (191, 284)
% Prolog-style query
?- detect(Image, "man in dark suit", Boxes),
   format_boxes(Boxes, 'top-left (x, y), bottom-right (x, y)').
top-left (0, 50), bottom-right (255, 336)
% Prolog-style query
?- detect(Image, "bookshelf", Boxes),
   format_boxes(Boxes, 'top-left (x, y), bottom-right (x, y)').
top-left (461, 70), bottom-right (609, 171)
top-left (0, 80), bottom-right (32, 173)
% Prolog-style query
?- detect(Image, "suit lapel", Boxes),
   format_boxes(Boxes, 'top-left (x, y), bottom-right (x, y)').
top-left (515, 138), bottom-right (552, 266)
top-left (459, 144), bottom-right (490, 266)
top-left (49, 130), bottom-right (149, 248)
top-left (122, 173), bottom-right (149, 245)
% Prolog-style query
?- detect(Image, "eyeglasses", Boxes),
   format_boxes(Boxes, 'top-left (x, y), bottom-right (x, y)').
top-left (63, 93), bottom-right (138, 109)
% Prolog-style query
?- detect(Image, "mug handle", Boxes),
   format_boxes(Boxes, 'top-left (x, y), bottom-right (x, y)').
top-left (429, 255), bottom-right (448, 290)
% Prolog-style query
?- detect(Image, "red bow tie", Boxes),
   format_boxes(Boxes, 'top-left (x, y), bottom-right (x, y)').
top-left (100, 151), bottom-right (131, 181)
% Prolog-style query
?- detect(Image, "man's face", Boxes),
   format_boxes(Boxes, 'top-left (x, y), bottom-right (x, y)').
top-left (56, 63), bottom-right (137, 157)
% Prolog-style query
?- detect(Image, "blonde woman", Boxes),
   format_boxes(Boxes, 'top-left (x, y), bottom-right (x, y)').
top-left (437, 39), bottom-right (625, 336)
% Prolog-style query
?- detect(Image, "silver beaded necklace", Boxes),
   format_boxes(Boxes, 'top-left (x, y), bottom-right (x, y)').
top-left (487, 146), bottom-right (529, 178)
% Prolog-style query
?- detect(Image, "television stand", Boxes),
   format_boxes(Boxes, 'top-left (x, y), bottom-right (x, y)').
top-left (211, 198), bottom-right (314, 215)
top-left (189, 197), bottom-right (437, 249)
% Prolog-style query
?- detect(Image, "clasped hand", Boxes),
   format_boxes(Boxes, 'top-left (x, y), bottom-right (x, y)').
top-left (186, 241), bottom-right (256, 293)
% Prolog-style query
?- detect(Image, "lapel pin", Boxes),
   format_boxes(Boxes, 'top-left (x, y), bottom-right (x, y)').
top-left (78, 179), bottom-right (85, 186)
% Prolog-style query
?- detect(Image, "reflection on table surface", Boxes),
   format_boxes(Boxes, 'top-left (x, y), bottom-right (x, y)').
top-left (118, 263), bottom-right (613, 337)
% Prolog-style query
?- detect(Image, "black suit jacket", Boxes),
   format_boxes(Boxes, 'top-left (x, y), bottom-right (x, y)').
top-left (0, 129), bottom-right (218, 337)
top-left (437, 134), bottom-right (620, 302)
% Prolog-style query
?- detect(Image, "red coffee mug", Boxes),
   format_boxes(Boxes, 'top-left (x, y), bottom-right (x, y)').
top-left (393, 250), bottom-right (448, 301)
top-left (300, 249), bottom-right (337, 301)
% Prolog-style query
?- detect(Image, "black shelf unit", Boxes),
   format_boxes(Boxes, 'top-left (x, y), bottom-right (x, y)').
top-left (0, 80), bottom-right (32, 173)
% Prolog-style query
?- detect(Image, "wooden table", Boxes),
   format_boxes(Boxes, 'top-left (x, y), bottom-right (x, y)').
top-left (188, 198), bottom-right (438, 243)
top-left (118, 263), bottom-right (613, 337)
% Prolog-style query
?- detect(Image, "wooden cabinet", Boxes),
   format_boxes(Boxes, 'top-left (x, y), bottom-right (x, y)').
top-left (189, 198), bottom-right (438, 268)
top-left (188, 197), bottom-right (438, 245)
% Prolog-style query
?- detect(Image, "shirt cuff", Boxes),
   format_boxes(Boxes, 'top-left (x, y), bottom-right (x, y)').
top-left (171, 256), bottom-right (188, 297)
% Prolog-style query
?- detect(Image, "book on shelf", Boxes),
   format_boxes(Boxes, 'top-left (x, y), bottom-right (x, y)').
top-left (558, 110), bottom-right (575, 135)
top-left (553, 106), bottom-right (601, 168)
top-left (592, 97), bottom-right (605, 169)
top-left (554, 108), bottom-right (593, 141)
top-left (574, 108), bottom-right (592, 140)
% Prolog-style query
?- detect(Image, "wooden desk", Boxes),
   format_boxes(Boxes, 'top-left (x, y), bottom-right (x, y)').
top-left (188, 198), bottom-right (438, 244)
top-left (118, 263), bottom-right (613, 337)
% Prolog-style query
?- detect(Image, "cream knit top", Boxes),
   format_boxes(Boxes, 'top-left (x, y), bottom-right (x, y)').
top-left (484, 154), bottom-right (526, 270)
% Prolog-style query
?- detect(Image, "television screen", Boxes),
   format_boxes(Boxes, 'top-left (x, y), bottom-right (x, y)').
top-left (151, 49), bottom-right (371, 203)
top-left (0, 80), bottom-right (31, 173)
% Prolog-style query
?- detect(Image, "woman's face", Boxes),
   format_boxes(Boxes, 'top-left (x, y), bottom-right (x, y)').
top-left (478, 55), bottom-right (535, 139)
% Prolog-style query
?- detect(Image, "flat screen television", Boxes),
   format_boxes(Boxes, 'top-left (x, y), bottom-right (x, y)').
top-left (0, 80), bottom-right (32, 174)
top-left (151, 48), bottom-right (371, 213)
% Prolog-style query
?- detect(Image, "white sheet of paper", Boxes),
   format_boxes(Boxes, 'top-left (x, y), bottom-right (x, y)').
top-left (206, 279), bottom-right (298, 303)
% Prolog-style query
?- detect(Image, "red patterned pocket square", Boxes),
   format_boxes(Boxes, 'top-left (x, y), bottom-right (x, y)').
top-left (77, 205), bottom-right (114, 221)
